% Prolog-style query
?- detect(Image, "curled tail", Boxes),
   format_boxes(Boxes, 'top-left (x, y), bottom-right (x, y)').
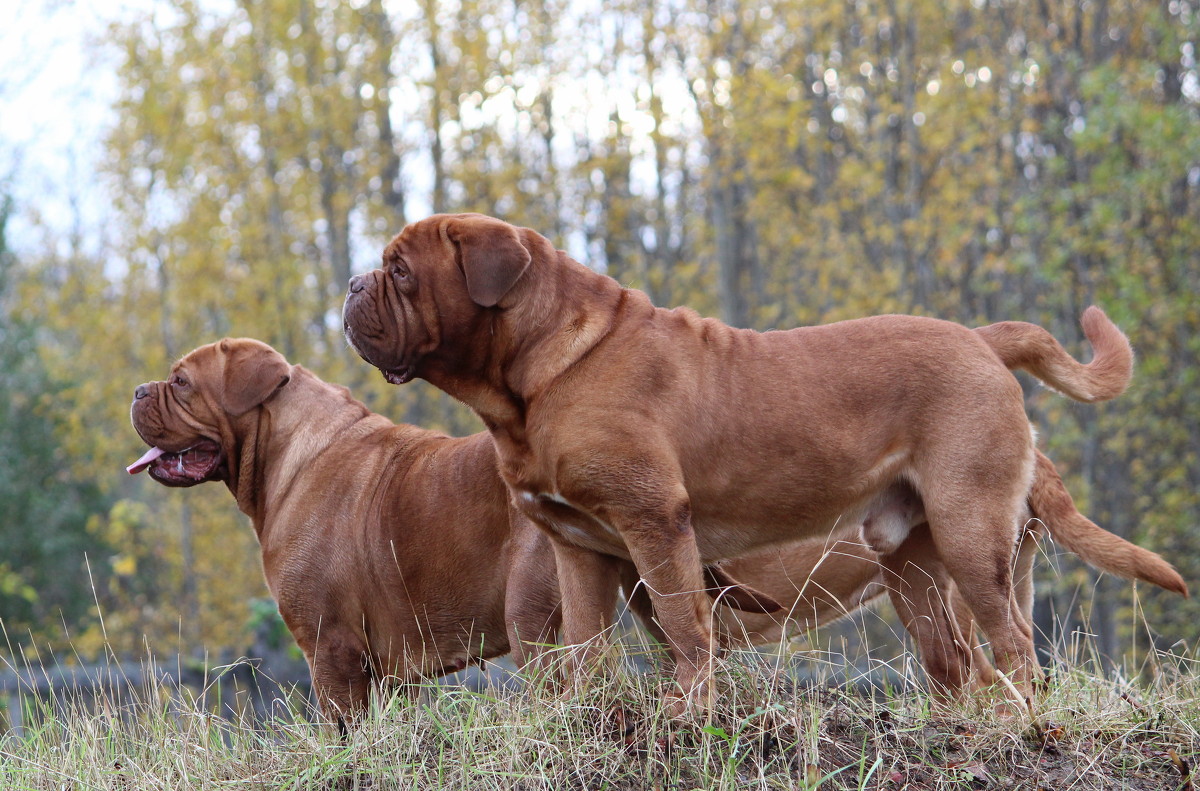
top-left (975, 306), bottom-right (1132, 403)
top-left (1027, 450), bottom-right (1187, 596)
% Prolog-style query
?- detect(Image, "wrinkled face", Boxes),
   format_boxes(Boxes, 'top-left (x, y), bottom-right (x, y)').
top-left (127, 339), bottom-right (290, 487)
top-left (342, 213), bottom-right (532, 385)
top-left (341, 223), bottom-right (443, 386)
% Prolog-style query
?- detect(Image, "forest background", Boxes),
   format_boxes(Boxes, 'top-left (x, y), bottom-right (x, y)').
top-left (0, 0), bottom-right (1196, 681)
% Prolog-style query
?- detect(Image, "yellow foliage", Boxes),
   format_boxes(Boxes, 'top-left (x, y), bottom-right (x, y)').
top-left (11, 0), bottom-right (1197, 662)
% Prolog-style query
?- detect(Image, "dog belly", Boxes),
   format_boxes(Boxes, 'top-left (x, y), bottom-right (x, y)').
top-left (371, 640), bottom-right (472, 681)
top-left (691, 511), bottom-right (852, 561)
top-left (366, 614), bottom-right (510, 681)
top-left (677, 421), bottom-right (926, 560)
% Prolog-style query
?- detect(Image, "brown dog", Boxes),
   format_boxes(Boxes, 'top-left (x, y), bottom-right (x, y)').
top-left (127, 339), bottom-right (563, 728)
top-left (343, 213), bottom-right (1186, 710)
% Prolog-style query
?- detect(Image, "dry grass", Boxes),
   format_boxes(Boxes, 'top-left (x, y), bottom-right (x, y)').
top-left (2, 638), bottom-right (1198, 790)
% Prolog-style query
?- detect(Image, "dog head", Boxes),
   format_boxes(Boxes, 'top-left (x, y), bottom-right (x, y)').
top-left (128, 338), bottom-right (291, 487)
top-left (342, 213), bottom-right (539, 387)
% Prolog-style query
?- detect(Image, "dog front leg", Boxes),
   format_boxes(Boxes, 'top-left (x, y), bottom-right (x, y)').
top-left (617, 504), bottom-right (715, 718)
top-left (302, 629), bottom-right (374, 734)
top-left (551, 540), bottom-right (621, 689)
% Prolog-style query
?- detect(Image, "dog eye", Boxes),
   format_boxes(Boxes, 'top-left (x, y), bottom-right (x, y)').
top-left (392, 268), bottom-right (410, 281)
top-left (171, 375), bottom-right (189, 388)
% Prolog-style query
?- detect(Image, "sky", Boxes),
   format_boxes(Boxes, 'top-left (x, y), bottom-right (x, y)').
top-left (0, 0), bottom-right (445, 267)
top-left (0, 0), bottom-right (134, 259)
top-left (0, 0), bottom-right (632, 268)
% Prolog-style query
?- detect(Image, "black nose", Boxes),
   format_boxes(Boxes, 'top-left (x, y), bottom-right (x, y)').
top-left (349, 274), bottom-right (367, 294)
top-left (135, 384), bottom-right (151, 400)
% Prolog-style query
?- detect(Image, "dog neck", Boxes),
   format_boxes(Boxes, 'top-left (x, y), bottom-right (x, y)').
top-left (226, 408), bottom-right (273, 526)
top-left (226, 367), bottom-right (376, 534)
top-left (422, 249), bottom-right (628, 440)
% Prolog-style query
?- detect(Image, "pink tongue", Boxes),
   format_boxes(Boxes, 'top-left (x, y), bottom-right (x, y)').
top-left (127, 446), bottom-right (168, 475)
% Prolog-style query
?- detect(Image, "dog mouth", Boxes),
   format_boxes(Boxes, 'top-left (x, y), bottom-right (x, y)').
top-left (126, 439), bottom-right (226, 487)
top-left (343, 324), bottom-right (415, 386)
top-left (382, 366), bottom-right (415, 385)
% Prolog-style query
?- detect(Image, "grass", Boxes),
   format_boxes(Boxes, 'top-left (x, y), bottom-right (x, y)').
top-left (1, 638), bottom-right (1198, 790)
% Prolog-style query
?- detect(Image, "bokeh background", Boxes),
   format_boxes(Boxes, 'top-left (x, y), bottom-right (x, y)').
top-left (0, 0), bottom-right (1196, 681)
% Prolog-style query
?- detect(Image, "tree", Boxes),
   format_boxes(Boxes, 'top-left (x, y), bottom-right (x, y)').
top-left (12, 0), bottom-right (1194, 666)
top-left (0, 188), bottom-right (113, 657)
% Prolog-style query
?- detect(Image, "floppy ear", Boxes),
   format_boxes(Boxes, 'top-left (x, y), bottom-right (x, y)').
top-left (445, 214), bottom-right (532, 307)
top-left (219, 339), bottom-right (291, 417)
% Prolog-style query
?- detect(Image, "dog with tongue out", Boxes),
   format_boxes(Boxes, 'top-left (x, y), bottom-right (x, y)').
top-left (126, 442), bottom-right (225, 485)
top-left (124, 336), bottom-right (570, 729)
top-left (126, 338), bottom-right (285, 494)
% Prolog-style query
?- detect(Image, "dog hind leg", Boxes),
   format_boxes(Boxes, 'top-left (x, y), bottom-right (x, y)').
top-left (879, 525), bottom-right (974, 696)
top-left (926, 502), bottom-right (1038, 701)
